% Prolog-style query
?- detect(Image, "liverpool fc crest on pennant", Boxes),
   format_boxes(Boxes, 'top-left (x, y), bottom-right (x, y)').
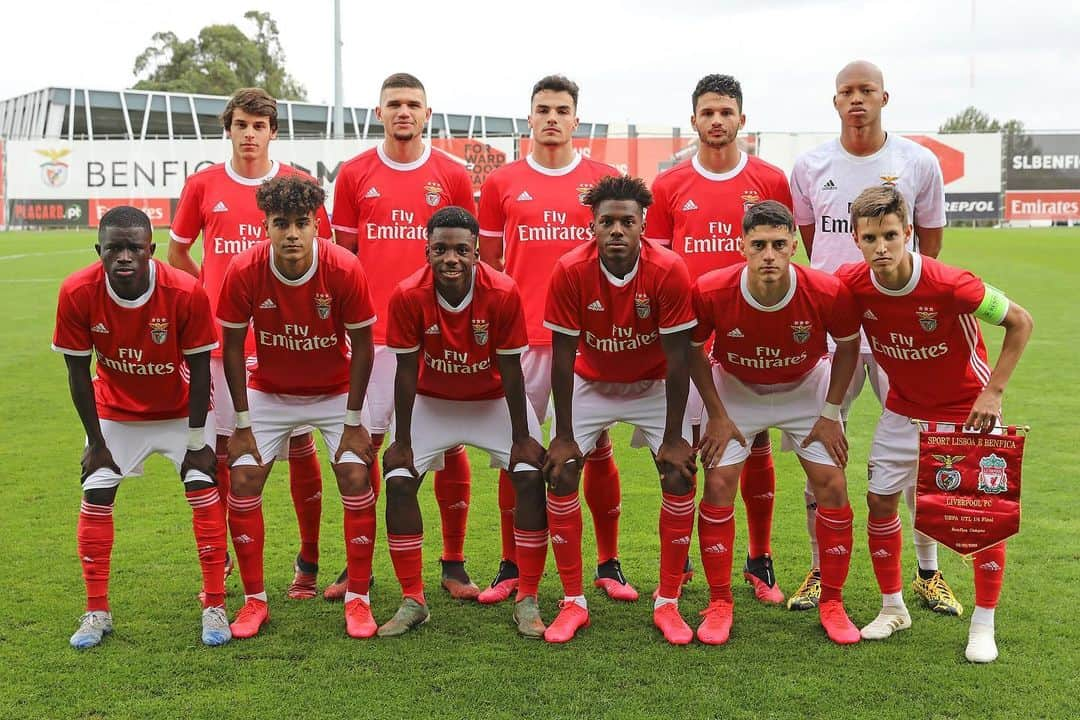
top-left (315, 293), bottom-right (332, 320)
top-left (977, 454), bottom-right (1008, 494)
top-left (149, 318), bottom-right (169, 345)
top-left (472, 319), bottom-right (489, 345)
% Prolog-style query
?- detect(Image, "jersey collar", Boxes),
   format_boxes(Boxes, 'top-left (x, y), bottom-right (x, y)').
top-left (525, 152), bottom-right (583, 176)
top-left (377, 142), bottom-right (431, 171)
top-left (436, 266), bottom-right (477, 313)
top-left (599, 251), bottom-right (640, 288)
top-left (739, 265), bottom-right (797, 311)
top-left (870, 251), bottom-right (922, 296)
top-left (225, 160), bottom-right (280, 186)
top-left (106, 260), bottom-right (157, 309)
top-left (692, 151), bottom-right (747, 182)
top-left (269, 238), bottom-right (319, 286)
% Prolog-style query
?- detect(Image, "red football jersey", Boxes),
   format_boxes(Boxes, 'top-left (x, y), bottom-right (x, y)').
top-left (478, 154), bottom-right (619, 345)
top-left (544, 240), bottom-right (696, 383)
top-left (52, 260), bottom-right (218, 422)
top-left (170, 161), bottom-right (331, 357)
top-left (217, 238), bottom-right (376, 396)
top-left (692, 264), bottom-right (860, 387)
top-left (837, 254), bottom-right (993, 423)
top-left (646, 153), bottom-right (793, 280)
top-left (331, 144), bottom-right (476, 344)
top-left (386, 263), bottom-right (528, 401)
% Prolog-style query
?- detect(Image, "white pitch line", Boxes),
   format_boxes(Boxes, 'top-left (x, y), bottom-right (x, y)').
top-left (0, 248), bottom-right (90, 261)
top-left (0, 278), bottom-right (61, 283)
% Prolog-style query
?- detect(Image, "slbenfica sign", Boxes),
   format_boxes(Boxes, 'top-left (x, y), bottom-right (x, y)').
top-left (915, 424), bottom-right (1025, 556)
top-left (1006, 133), bottom-right (1080, 191)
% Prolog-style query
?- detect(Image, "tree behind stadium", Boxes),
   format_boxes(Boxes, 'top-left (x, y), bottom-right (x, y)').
top-left (132, 11), bottom-right (306, 100)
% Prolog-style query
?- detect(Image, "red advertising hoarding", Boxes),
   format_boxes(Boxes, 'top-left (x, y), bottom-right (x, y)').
top-left (88, 198), bottom-right (172, 227)
top-left (1003, 191), bottom-right (1080, 221)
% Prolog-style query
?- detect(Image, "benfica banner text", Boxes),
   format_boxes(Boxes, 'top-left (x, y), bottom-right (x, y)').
top-left (915, 426), bottom-right (1024, 556)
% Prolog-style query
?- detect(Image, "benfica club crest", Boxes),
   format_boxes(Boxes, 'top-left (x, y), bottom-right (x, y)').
top-left (741, 189), bottom-right (761, 211)
top-left (424, 182), bottom-right (443, 207)
top-left (577, 183), bottom-right (594, 206)
top-left (634, 293), bottom-right (651, 319)
top-left (790, 320), bottom-right (812, 344)
top-left (149, 317), bottom-right (169, 345)
top-left (315, 292), bottom-right (332, 320)
top-left (931, 454), bottom-right (964, 491)
top-left (977, 454), bottom-right (1008, 494)
top-left (916, 306), bottom-right (938, 332)
top-left (472, 319), bottom-right (489, 345)
top-left (36, 148), bottom-right (71, 187)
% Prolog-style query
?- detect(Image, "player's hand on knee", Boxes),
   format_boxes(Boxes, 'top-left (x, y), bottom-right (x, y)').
top-left (80, 442), bottom-right (121, 484)
top-left (964, 388), bottom-right (1002, 433)
top-left (803, 417), bottom-right (848, 468)
top-left (510, 436), bottom-right (546, 473)
top-left (337, 423), bottom-right (374, 465)
top-left (227, 427), bottom-right (262, 466)
top-left (543, 436), bottom-right (582, 492)
top-left (181, 445), bottom-right (217, 483)
top-left (657, 437), bottom-right (697, 482)
top-left (382, 440), bottom-right (416, 478)
top-left (697, 415), bottom-right (744, 469)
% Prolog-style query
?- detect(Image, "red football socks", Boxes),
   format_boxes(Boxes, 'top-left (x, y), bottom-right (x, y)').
top-left (816, 504), bottom-right (854, 603)
top-left (434, 445), bottom-right (470, 563)
top-left (513, 527), bottom-right (548, 600)
top-left (973, 543), bottom-right (1007, 609)
top-left (547, 491), bottom-right (583, 597)
top-left (387, 533), bottom-right (425, 604)
top-left (740, 442), bottom-right (776, 558)
top-left (214, 441), bottom-right (231, 507)
top-left (658, 492), bottom-right (696, 599)
top-left (186, 487), bottom-right (227, 608)
top-left (497, 469), bottom-right (517, 564)
top-left (698, 502), bottom-right (735, 602)
top-left (227, 493), bottom-right (266, 596)
top-left (583, 441), bottom-right (622, 564)
top-left (287, 436), bottom-right (323, 567)
top-left (867, 513), bottom-right (904, 595)
top-left (78, 500), bottom-right (114, 612)
top-left (342, 489), bottom-right (377, 595)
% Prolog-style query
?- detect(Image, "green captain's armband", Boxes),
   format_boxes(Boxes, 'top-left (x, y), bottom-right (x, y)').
top-left (974, 283), bottom-right (1009, 325)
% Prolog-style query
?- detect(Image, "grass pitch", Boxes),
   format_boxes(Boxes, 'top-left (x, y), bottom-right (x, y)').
top-left (0, 227), bottom-right (1077, 719)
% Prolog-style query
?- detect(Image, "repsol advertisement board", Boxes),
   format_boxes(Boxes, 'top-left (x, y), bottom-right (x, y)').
top-left (944, 192), bottom-right (1000, 221)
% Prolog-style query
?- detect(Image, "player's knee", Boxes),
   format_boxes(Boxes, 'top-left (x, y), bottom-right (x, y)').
top-left (384, 471), bottom-right (420, 500)
top-left (183, 478), bottom-right (216, 492)
top-left (659, 469), bottom-right (693, 497)
top-left (510, 471), bottom-right (544, 506)
top-left (334, 463), bottom-right (370, 495)
top-left (866, 491), bottom-right (900, 518)
top-left (83, 486), bottom-right (117, 506)
top-left (229, 468), bottom-right (265, 497)
top-left (702, 468), bottom-right (738, 505)
top-left (809, 471), bottom-right (847, 507)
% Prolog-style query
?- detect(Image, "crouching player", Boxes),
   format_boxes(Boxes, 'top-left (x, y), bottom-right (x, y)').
top-left (838, 186), bottom-right (1033, 662)
top-left (542, 175), bottom-right (698, 645)
top-left (217, 176), bottom-right (380, 639)
top-left (691, 200), bottom-right (862, 645)
top-left (53, 206), bottom-right (229, 648)
top-left (379, 206), bottom-right (549, 638)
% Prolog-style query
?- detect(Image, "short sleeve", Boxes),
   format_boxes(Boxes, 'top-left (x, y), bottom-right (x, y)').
top-left (331, 165), bottom-right (359, 234)
top-left (316, 205), bottom-right (333, 241)
top-left (494, 286), bottom-right (529, 354)
top-left (52, 280), bottom-right (92, 355)
top-left (385, 287), bottom-right (421, 352)
top-left (950, 268), bottom-right (986, 316)
top-left (789, 159), bottom-right (815, 227)
top-left (644, 177), bottom-right (674, 244)
top-left (914, 154), bottom-right (947, 229)
top-left (342, 255), bottom-right (377, 329)
top-left (170, 175), bottom-right (204, 245)
top-left (690, 282), bottom-right (714, 347)
top-left (180, 284), bottom-right (220, 354)
top-left (477, 173), bottom-right (505, 238)
top-left (825, 280), bottom-right (861, 342)
top-left (216, 260), bottom-right (253, 328)
top-left (543, 263), bottom-right (581, 336)
top-left (771, 172), bottom-right (794, 211)
top-left (656, 260), bottom-right (697, 334)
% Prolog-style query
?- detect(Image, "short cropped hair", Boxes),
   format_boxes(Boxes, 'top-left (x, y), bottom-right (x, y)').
top-left (222, 88), bottom-right (278, 132)
top-left (584, 175), bottom-right (653, 213)
top-left (381, 73), bottom-right (425, 95)
top-left (426, 205), bottom-right (479, 238)
top-left (256, 176), bottom-right (326, 217)
top-left (531, 75), bottom-right (579, 109)
top-left (850, 185), bottom-right (909, 229)
top-left (742, 200), bottom-right (795, 235)
top-left (692, 74), bottom-right (743, 113)
top-left (98, 205), bottom-right (152, 242)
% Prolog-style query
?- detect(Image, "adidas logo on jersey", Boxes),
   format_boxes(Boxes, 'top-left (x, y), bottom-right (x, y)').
top-left (587, 300), bottom-right (605, 312)
top-left (365, 186), bottom-right (380, 198)
top-left (979, 561), bottom-right (1002, 571)
top-left (91, 323), bottom-right (109, 334)
top-left (350, 535), bottom-right (373, 545)
top-left (551, 534), bottom-right (568, 544)
top-left (517, 190), bottom-right (534, 201)
top-left (727, 328), bottom-right (744, 338)
top-left (863, 309), bottom-right (878, 320)
top-left (824, 545), bottom-right (849, 556)
top-left (822, 179), bottom-right (837, 191)
top-left (212, 201), bottom-right (229, 213)
top-left (259, 298), bottom-right (277, 309)
top-left (448, 500), bottom-right (469, 510)
top-left (234, 534), bottom-right (254, 544)
top-left (672, 536), bottom-right (691, 545)
top-left (702, 542), bottom-right (728, 554)
top-left (681, 199), bottom-right (699, 211)
top-left (425, 323), bottom-right (440, 335)
top-left (871, 548), bottom-right (891, 558)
